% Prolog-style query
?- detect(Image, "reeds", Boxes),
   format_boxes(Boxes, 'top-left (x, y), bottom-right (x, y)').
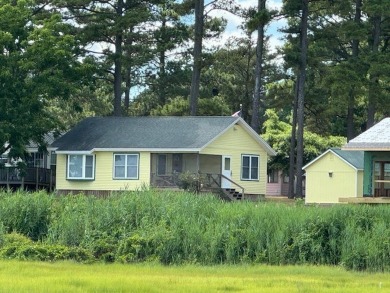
top-left (0, 189), bottom-right (390, 271)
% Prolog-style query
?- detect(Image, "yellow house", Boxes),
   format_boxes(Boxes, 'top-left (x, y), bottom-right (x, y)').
top-left (51, 116), bottom-right (276, 200)
top-left (303, 148), bottom-right (364, 204)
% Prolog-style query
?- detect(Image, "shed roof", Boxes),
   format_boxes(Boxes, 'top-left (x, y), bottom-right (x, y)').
top-left (51, 116), bottom-right (276, 155)
top-left (343, 118), bottom-right (390, 150)
top-left (303, 148), bottom-right (364, 170)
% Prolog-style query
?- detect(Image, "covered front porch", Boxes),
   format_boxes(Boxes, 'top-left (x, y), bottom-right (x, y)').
top-left (149, 153), bottom-right (244, 200)
top-left (363, 152), bottom-right (390, 197)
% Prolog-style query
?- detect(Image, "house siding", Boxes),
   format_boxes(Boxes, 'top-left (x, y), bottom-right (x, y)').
top-left (266, 170), bottom-right (285, 196)
top-left (200, 124), bottom-right (268, 195)
top-left (305, 152), bottom-right (362, 204)
top-left (56, 152), bottom-right (151, 191)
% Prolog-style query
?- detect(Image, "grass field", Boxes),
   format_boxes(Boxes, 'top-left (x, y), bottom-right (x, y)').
top-left (0, 261), bottom-right (388, 293)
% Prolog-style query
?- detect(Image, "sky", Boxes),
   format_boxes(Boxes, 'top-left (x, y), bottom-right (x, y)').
top-left (207, 0), bottom-right (286, 55)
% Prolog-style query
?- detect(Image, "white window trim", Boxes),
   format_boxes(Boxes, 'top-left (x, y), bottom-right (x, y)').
top-left (67, 154), bottom-right (95, 180)
top-left (113, 153), bottom-right (139, 180)
top-left (241, 154), bottom-right (259, 181)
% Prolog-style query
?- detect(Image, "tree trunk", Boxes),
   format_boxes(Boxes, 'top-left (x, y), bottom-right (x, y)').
top-left (347, 0), bottom-right (362, 141)
top-left (113, 0), bottom-right (124, 116)
top-left (189, 0), bottom-right (204, 116)
top-left (124, 67), bottom-right (131, 110)
top-left (295, 0), bottom-right (309, 198)
top-left (159, 19), bottom-right (166, 106)
top-left (367, 15), bottom-right (381, 129)
top-left (251, 0), bottom-right (266, 133)
top-left (288, 79), bottom-right (299, 199)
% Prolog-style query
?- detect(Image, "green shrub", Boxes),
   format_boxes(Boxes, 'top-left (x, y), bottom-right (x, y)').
top-left (116, 234), bottom-right (153, 263)
top-left (0, 223), bottom-right (4, 247)
top-left (83, 231), bottom-right (118, 263)
top-left (3, 232), bottom-right (33, 246)
top-left (177, 172), bottom-right (203, 193)
top-left (0, 242), bottom-right (93, 262)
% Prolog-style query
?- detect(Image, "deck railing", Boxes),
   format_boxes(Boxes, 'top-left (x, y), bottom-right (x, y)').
top-left (150, 172), bottom-right (244, 196)
top-left (0, 167), bottom-right (55, 190)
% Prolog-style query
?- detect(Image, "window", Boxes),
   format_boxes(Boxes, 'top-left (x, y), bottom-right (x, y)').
top-left (67, 154), bottom-right (94, 180)
top-left (268, 169), bottom-right (279, 183)
top-left (114, 154), bottom-right (139, 179)
top-left (157, 154), bottom-right (167, 175)
top-left (0, 155), bottom-right (8, 165)
top-left (26, 152), bottom-right (44, 168)
top-left (241, 155), bottom-right (259, 180)
top-left (50, 151), bottom-right (57, 166)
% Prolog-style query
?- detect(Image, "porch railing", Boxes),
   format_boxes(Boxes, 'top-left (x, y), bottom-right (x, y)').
top-left (150, 172), bottom-right (180, 188)
top-left (0, 167), bottom-right (55, 190)
top-left (150, 172), bottom-right (244, 197)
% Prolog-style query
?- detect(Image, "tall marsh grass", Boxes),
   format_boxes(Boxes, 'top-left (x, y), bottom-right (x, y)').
top-left (1, 189), bottom-right (390, 271)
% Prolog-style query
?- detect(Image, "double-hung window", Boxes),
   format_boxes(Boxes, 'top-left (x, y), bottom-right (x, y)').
top-left (241, 155), bottom-right (259, 180)
top-left (67, 154), bottom-right (94, 180)
top-left (114, 154), bottom-right (139, 179)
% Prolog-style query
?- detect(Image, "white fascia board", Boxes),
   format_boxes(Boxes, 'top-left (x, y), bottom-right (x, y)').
top-left (26, 147), bottom-right (38, 153)
top-left (343, 147), bottom-right (390, 151)
top-left (55, 150), bottom-right (93, 155)
top-left (91, 148), bottom-right (200, 153)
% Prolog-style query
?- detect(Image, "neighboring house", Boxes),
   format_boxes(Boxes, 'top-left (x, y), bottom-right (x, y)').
top-left (0, 133), bottom-right (57, 190)
top-left (266, 169), bottom-right (290, 196)
top-left (343, 117), bottom-right (390, 198)
top-left (50, 116), bottom-right (276, 199)
top-left (303, 148), bottom-right (364, 204)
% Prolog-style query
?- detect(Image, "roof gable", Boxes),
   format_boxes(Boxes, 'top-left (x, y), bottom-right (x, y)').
top-left (343, 117), bottom-right (390, 150)
top-left (51, 116), bottom-right (275, 155)
top-left (303, 148), bottom-right (364, 170)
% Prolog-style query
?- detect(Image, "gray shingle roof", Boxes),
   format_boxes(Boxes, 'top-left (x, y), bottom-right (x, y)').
top-left (52, 116), bottom-right (264, 152)
top-left (27, 132), bottom-right (58, 149)
top-left (343, 118), bottom-right (390, 150)
top-left (303, 148), bottom-right (364, 170)
top-left (331, 148), bottom-right (364, 170)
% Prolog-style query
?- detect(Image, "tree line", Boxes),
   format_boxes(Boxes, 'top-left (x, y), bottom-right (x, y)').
top-left (1, 0), bottom-right (389, 197)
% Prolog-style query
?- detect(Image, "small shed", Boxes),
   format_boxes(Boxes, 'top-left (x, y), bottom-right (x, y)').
top-left (303, 148), bottom-right (364, 204)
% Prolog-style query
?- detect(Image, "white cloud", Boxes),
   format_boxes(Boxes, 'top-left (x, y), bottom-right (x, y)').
top-left (205, 0), bottom-right (285, 54)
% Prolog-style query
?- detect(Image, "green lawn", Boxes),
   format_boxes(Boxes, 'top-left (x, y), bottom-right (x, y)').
top-left (0, 261), bottom-right (388, 293)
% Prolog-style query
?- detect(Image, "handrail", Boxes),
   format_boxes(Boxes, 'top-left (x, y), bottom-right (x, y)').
top-left (220, 174), bottom-right (245, 198)
top-left (200, 173), bottom-right (245, 199)
top-left (0, 167), bottom-right (54, 190)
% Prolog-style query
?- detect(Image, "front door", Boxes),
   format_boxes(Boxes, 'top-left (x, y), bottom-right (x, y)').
top-left (221, 156), bottom-right (232, 188)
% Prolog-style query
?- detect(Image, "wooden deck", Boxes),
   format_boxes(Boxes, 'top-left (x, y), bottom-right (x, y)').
top-left (339, 197), bottom-right (390, 204)
top-left (0, 167), bottom-right (55, 191)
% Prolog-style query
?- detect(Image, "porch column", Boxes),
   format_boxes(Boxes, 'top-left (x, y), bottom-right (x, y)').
top-left (196, 153), bottom-right (200, 173)
top-left (363, 152), bottom-right (373, 197)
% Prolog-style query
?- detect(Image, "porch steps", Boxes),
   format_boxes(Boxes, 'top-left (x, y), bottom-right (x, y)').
top-left (220, 188), bottom-right (243, 201)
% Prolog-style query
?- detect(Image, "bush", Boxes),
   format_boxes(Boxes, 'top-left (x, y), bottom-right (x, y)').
top-left (0, 223), bottom-right (4, 247)
top-left (177, 172), bottom-right (203, 193)
top-left (0, 244), bottom-right (93, 262)
top-left (116, 234), bottom-right (153, 263)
